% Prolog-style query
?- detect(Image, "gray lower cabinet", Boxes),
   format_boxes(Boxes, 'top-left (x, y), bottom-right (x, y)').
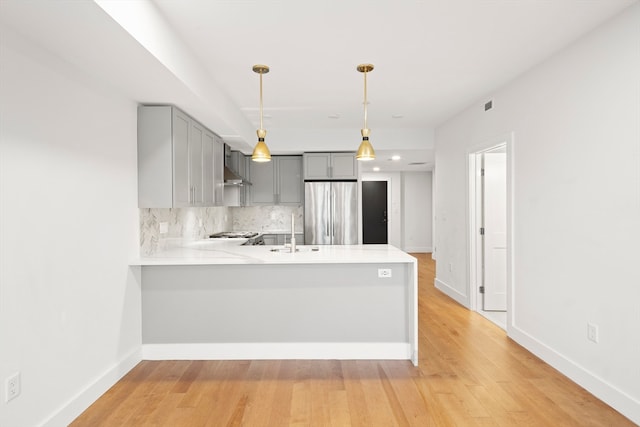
top-left (248, 156), bottom-right (303, 206)
top-left (262, 234), bottom-right (278, 245)
top-left (262, 233), bottom-right (304, 245)
top-left (138, 105), bottom-right (224, 208)
top-left (303, 152), bottom-right (358, 180)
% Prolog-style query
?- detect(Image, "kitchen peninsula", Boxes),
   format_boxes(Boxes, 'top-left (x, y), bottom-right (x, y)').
top-left (132, 241), bottom-right (418, 365)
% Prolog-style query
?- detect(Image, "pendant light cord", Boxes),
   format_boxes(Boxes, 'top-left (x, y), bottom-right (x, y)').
top-left (259, 71), bottom-right (264, 130)
top-left (363, 70), bottom-right (368, 129)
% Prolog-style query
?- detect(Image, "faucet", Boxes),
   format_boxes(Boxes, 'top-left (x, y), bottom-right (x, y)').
top-left (290, 213), bottom-right (297, 253)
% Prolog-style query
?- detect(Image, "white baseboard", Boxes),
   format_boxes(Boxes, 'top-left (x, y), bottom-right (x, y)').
top-left (42, 348), bottom-right (142, 427)
top-left (434, 278), bottom-right (469, 308)
top-left (404, 246), bottom-right (433, 253)
top-left (509, 326), bottom-right (640, 425)
top-left (142, 342), bottom-right (411, 362)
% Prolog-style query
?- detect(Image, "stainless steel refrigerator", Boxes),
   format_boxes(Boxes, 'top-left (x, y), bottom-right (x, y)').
top-left (304, 181), bottom-right (358, 245)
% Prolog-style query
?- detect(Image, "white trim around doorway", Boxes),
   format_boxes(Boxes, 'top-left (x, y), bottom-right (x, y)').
top-left (466, 133), bottom-right (514, 332)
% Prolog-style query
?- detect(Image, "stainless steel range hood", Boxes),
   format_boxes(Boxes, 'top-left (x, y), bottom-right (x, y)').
top-left (224, 144), bottom-right (252, 186)
top-left (224, 166), bottom-right (251, 186)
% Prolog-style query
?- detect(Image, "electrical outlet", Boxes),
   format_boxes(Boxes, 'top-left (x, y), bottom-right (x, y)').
top-left (378, 268), bottom-right (392, 278)
top-left (5, 372), bottom-right (20, 403)
top-left (448, 262), bottom-right (453, 272)
top-left (159, 222), bottom-right (169, 234)
top-left (587, 323), bottom-right (599, 343)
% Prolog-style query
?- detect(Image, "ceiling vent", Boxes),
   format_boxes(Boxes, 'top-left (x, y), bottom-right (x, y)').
top-left (484, 100), bottom-right (493, 111)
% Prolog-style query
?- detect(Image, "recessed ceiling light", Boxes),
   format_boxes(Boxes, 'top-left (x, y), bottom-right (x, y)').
top-left (328, 114), bottom-right (340, 119)
top-left (391, 155), bottom-right (401, 161)
top-left (392, 114), bottom-right (404, 119)
top-left (373, 167), bottom-right (380, 172)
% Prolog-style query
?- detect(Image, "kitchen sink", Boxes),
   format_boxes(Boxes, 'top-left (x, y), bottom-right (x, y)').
top-left (269, 245), bottom-right (319, 253)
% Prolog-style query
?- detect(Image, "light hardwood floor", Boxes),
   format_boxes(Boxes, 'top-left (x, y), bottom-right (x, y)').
top-left (71, 254), bottom-right (634, 426)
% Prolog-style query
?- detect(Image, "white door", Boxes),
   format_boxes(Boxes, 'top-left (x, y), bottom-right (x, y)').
top-left (482, 152), bottom-right (507, 311)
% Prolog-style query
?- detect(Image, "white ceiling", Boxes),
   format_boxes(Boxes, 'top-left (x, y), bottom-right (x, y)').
top-left (1, 0), bottom-right (636, 172)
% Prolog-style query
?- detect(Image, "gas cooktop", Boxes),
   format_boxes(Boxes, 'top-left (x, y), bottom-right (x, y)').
top-left (209, 231), bottom-right (259, 239)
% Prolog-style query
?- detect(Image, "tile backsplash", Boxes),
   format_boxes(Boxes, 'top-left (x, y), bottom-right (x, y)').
top-left (140, 205), bottom-right (303, 255)
top-left (140, 207), bottom-right (232, 255)
top-left (230, 206), bottom-right (303, 234)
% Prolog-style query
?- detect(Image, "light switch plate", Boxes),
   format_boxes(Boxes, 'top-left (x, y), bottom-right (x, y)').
top-left (5, 372), bottom-right (20, 403)
top-left (587, 323), bottom-right (599, 343)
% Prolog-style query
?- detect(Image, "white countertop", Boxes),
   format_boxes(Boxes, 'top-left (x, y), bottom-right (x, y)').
top-left (132, 240), bottom-right (416, 266)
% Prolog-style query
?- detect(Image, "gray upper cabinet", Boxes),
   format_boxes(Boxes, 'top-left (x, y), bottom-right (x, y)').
top-left (277, 156), bottom-right (304, 204)
top-left (202, 131), bottom-right (214, 206)
top-left (203, 132), bottom-right (224, 206)
top-left (137, 105), bottom-right (224, 208)
top-left (248, 156), bottom-right (303, 206)
top-left (212, 137), bottom-right (224, 205)
top-left (171, 109), bottom-right (190, 206)
top-left (303, 152), bottom-right (358, 180)
top-left (189, 120), bottom-right (204, 205)
top-left (248, 158), bottom-right (275, 205)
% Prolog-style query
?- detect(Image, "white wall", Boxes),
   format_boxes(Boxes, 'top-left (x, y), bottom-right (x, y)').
top-left (434, 4), bottom-right (640, 423)
top-left (0, 28), bottom-right (141, 426)
top-left (402, 172), bottom-right (433, 252)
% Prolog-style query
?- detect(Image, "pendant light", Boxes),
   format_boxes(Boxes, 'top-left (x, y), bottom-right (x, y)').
top-left (252, 64), bottom-right (271, 162)
top-left (356, 63), bottom-right (375, 161)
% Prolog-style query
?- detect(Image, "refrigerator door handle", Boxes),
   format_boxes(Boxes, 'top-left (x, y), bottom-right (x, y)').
top-left (332, 190), bottom-right (336, 238)
top-left (326, 190), bottom-right (330, 237)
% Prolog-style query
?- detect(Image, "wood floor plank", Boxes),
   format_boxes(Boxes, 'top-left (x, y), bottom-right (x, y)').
top-left (125, 361), bottom-right (192, 425)
top-left (528, 376), bottom-right (637, 427)
top-left (235, 360), bottom-right (280, 426)
top-left (70, 361), bottom-right (162, 426)
top-left (266, 360), bottom-right (296, 425)
top-left (201, 360), bottom-right (253, 425)
top-left (379, 361), bottom-right (432, 426)
top-left (341, 360), bottom-right (375, 427)
top-left (70, 253), bottom-right (635, 427)
top-left (355, 360), bottom-right (401, 426)
top-left (327, 389), bottom-right (351, 426)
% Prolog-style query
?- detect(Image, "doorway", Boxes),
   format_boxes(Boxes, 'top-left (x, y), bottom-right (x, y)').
top-left (468, 140), bottom-right (510, 330)
top-left (362, 181), bottom-right (388, 244)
